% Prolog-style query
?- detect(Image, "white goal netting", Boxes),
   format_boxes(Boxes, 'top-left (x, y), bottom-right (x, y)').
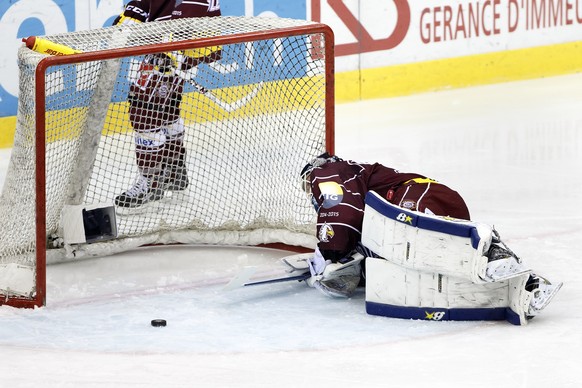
top-left (0, 16), bottom-right (333, 306)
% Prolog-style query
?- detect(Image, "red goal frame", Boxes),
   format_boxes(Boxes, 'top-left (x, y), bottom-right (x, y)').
top-left (2, 24), bottom-right (334, 308)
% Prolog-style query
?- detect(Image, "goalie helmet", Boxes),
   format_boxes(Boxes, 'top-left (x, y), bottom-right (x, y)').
top-left (300, 152), bottom-right (341, 194)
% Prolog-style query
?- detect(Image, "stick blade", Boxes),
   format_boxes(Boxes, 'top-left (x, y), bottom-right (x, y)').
top-left (223, 266), bottom-right (258, 291)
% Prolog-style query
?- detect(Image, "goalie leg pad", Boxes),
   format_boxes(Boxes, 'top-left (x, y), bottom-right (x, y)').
top-left (362, 191), bottom-right (493, 283)
top-left (365, 257), bottom-right (532, 325)
top-left (362, 191), bottom-right (531, 283)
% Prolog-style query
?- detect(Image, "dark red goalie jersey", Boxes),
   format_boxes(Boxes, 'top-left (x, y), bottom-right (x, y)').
top-left (308, 159), bottom-right (470, 261)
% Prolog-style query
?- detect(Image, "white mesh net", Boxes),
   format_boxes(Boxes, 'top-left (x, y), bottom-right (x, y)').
top-left (0, 16), bottom-right (332, 305)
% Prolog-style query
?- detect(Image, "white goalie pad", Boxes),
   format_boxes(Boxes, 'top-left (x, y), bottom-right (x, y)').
top-left (361, 191), bottom-right (493, 284)
top-left (365, 257), bottom-right (532, 325)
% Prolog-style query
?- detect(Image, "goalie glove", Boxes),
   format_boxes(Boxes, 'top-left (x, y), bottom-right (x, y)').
top-left (306, 249), bottom-right (364, 298)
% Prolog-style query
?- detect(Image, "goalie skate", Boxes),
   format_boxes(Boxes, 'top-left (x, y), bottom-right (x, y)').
top-left (484, 257), bottom-right (531, 282)
top-left (527, 275), bottom-right (563, 317)
top-left (483, 230), bottom-right (531, 282)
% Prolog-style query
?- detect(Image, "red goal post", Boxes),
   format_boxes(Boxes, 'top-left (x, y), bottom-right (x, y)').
top-left (0, 16), bottom-right (334, 308)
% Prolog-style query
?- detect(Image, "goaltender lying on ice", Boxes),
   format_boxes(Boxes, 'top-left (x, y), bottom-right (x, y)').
top-left (227, 191), bottom-right (562, 326)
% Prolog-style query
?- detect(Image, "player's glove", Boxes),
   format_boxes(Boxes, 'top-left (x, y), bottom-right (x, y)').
top-left (146, 52), bottom-right (185, 75)
top-left (113, 1), bottom-right (147, 25)
top-left (113, 14), bottom-right (143, 25)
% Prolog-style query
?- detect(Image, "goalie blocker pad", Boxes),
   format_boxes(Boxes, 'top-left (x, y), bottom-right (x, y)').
top-left (361, 191), bottom-right (493, 284)
top-left (365, 257), bottom-right (532, 325)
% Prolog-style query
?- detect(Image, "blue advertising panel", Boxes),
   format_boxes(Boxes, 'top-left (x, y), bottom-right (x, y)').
top-left (0, 0), bottom-right (309, 118)
top-left (46, 34), bottom-right (312, 112)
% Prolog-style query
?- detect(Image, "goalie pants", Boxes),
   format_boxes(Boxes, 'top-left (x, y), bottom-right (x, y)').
top-left (387, 180), bottom-right (471, 221)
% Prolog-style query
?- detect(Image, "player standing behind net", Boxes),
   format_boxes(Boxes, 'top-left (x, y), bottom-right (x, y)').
top-left (299, 153), bottom-right (561, 319)
top-left (113, 0), bottom-right (221, 208)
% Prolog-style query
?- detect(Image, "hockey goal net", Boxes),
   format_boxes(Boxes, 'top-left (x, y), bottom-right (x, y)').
top-left (0, 16), bottom-right (334, 308)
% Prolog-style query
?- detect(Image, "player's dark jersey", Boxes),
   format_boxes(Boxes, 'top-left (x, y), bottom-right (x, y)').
top-left (121, 0), bottom-right (221, 22)
top-left (120, 0), bottom-right (221, 130)
top-left (309, 159), bottom-right (470, 261)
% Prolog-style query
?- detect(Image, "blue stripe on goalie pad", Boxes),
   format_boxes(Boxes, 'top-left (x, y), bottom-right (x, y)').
top-left (366, 301), bottom-right (522, 325)
top-left (365, 191), bottom-right (481, 250)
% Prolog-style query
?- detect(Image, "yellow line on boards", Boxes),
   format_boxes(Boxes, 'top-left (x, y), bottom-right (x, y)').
top-left (1, 41), bottom-right (581, 148)
top-left (337, 41), bottom-right (582, 103)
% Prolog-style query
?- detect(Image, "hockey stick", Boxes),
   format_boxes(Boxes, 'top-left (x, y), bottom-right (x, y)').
top-left (223, 268), bottom-right (310, 290)
top-left (246, 271), bottom-right (310, 287)
top-left (174, 69), bottom-right (263, 113)
top-left (223, 253), bottom-right (313, 291)
top-left (23, 36), bottom-right (82, 55)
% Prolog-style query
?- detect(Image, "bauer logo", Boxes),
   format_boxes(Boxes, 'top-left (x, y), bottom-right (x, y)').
top-left (396, 212), bottom-right (414, 225)
top-left (318, 181), bottom-right (343, 209)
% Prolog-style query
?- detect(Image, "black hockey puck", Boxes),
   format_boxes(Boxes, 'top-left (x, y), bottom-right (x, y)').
top-left (151, 319), bottom-right (167, 327)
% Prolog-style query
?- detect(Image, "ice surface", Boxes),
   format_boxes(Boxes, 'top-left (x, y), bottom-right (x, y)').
top-left (0, 74), bottom-right (581, 387)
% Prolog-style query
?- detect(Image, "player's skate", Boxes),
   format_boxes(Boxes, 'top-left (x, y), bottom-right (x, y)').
top-left (114, 174), bottom-right (165, 208)
top-left (483, 230), bottom-right (530, 282)
top-left (164, 162), bottom-right (189, 191)
top-left (526, 274), bottom-right (563, 317)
